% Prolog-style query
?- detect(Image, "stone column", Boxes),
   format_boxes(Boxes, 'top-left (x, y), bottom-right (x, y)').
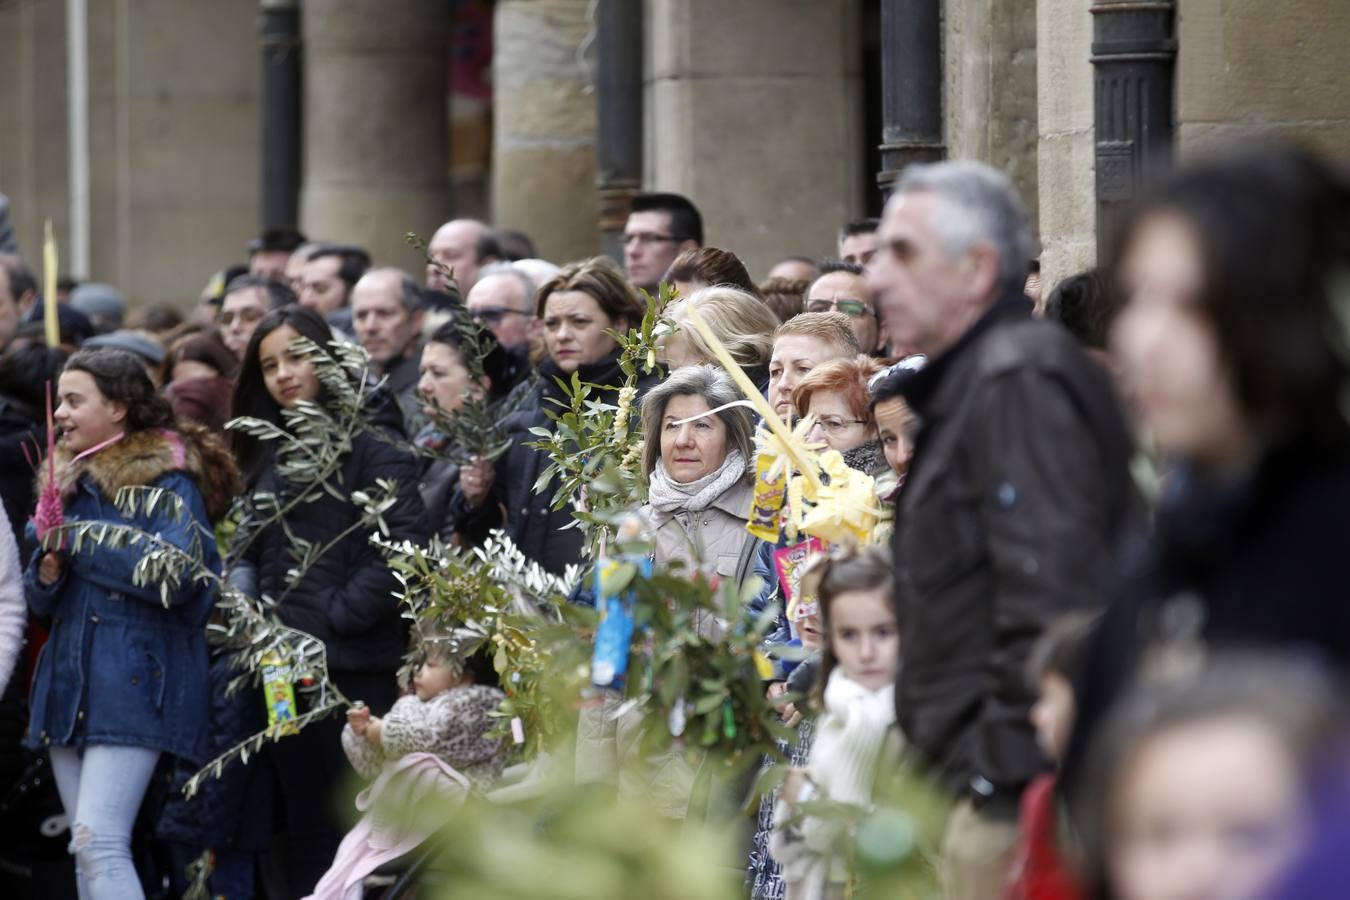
top-left (944, 0), bottom-right (1040, 235)
top-left (877, 0), bottom-right (945, 195)
top-left (259, 0), bottom-right (302, 230)
top-left (646, 0), bottom-right (864, 278)
top-left (1036, 0), bottom-right (1097, 289)
top-left (300, 0), bottom-right (449, 269)
top-left (491, 0), bottom-right (598, 266)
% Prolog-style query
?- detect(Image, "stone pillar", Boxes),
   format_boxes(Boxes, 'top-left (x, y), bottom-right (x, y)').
top-left (944, 0), bottom-right (1040, 235)
top-left (646, 0), bottom-right (864, 279)
top-left (1036, 0), bottom-right (1097, 289)
top-left (1175, 0), bottom-right (1350, 158)
top-left (300, 0), bottom-right (449, 269)
top-left (491, 0), bottom-right (598, 266)
top-left (259, 0), bottom-right (302, 230)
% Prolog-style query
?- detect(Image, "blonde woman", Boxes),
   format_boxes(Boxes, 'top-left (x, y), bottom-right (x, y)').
top-left (661, 285), bottom-right (781, 395)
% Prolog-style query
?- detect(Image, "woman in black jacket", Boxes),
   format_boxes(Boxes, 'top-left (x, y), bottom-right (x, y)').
top-left (470, 257), bottom-right (651, 575)
top-left (414, 317), bottom-right (509, 548)
top-left (230, 305), bottom-right (428, 895)
top-left (1065, 142), bottom-right (1350, 809)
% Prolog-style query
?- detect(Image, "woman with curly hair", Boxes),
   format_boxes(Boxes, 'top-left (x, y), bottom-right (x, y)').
top-left (25, 347), bottom-right (238, 900)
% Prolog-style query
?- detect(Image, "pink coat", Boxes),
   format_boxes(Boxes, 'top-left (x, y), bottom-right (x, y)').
top-left (303, 751), bottom-right (471, 900)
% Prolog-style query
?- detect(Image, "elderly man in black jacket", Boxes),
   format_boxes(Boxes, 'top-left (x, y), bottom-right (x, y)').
top-left (868, 161), bottom-right (1137, 900)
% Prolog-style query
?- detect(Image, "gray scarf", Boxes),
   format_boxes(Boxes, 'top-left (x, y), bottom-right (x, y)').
top-left (647, 450), bottom-right (747, 514)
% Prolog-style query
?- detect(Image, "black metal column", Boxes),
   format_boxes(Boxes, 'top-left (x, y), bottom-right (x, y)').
top-left (260, 0), bottom-right (302, 229)
top-left (876, 0), bottom-right (945, 195)
top-left (1091, 1), bottom-right (1176, 256)
top-left (594, 0), bottom-right (643, 262)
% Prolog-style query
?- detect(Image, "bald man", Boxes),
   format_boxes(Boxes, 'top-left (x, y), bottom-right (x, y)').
top-left (426, 219), bottom-right (502, 296)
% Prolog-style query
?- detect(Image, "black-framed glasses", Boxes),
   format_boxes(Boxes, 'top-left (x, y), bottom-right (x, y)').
top-left (623, 232), bottom-right (684, 247)
top-left (805, 297), bottom-right (874, 318)
top-left (471, 306), bottom-right (531, 325)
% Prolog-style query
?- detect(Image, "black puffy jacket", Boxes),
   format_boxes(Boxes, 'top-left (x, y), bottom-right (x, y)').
top-left (242, 400), bottom-right (429, 676)
top-left (0, 391), bottom-right (41, 545)
top-left (490, 351), bottom-right (654, 575)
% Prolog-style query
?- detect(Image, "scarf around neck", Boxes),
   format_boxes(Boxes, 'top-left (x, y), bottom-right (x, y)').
top-left (647, 450), bottom-right (746, 514)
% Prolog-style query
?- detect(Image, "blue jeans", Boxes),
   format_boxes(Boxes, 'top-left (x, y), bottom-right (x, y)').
top-left (49, 744), bottom-right (160, 900)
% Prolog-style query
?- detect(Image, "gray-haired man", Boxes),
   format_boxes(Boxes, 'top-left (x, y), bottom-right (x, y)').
top-left (868, 161), bottom-right (1138, 899)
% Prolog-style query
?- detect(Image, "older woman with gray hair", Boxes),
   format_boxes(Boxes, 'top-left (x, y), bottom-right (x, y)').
top-left (576, 365), bottom-right (760, 822)
top-left (639, 364), bottom-right (759, 588)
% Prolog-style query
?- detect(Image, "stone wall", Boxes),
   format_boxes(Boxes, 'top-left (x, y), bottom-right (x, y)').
top-left (491, 0), bottom-right (599, 266)
top-left (644, 0), bottom-right (865, 279)
top-left (1176, 0), bottom-right (1350, 158)
top-left (0, 1), bottom-right (258, 308)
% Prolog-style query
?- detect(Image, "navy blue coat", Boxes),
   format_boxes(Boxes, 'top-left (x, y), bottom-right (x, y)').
top-left (24, 429), bottom-right (223, 763)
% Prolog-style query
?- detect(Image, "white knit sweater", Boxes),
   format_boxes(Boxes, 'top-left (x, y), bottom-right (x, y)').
top-left (771, 670), bottom-right (897, 899)
top-left (0, 517), bottom-right (25, 697)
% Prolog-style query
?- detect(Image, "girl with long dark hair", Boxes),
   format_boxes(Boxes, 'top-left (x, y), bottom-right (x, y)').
top-left (1066, 142), bottom-right (1350, 802)
top-left (229, 305), bottom-right (428, 895)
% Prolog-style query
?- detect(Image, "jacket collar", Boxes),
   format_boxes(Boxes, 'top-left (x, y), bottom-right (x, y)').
top-left (899, 289), bottom-right (1033, 417)
top-left (538, 349), bottom-right (626, 403)
top-left (42, 423), bottom-right (240, 521)
top-left (382, 351), bottom-right (421, 396)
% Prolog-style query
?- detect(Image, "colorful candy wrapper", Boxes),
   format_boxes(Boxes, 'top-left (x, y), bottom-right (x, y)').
top-left (261, 651), bottom-right (299, 736)
top-left (773, 537), bottom-right (826, 620)
top-left (747, 451), bottom-right (788, 542)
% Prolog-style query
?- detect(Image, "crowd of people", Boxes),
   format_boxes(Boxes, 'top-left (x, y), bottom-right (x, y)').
top-left (0, 138), bottom-right (1347, 900)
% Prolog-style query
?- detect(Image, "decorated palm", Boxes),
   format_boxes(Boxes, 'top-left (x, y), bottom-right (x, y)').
top-left (30, 382), bottom-right (62, 549)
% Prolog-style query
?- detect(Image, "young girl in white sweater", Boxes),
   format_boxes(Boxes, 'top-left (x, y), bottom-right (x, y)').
top-left (771, 546), bottom-right (900, 900)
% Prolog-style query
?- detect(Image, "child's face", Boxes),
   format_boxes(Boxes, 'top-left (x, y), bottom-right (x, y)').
top-left (1108, 715), bottom-right (1307, 900)
top-left (827, 586), bottom-right (899, 692)
top-left (798, 613), bottom-right (823, 651)
top-left (413, 656), bottom-right (457, 701)
top-left (1030, 672), bottom-right (1075, 763)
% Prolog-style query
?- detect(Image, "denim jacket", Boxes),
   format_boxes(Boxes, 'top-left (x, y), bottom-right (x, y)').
top-left (24, 428), bottom-right (226, 763)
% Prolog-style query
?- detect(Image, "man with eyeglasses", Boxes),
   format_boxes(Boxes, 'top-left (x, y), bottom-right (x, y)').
top-left (622, 192), bottom-right (703, 294)
top-left (464, 262), bottom-right (540, 396)
top-left (218, 275), bottom-right (296, 360)
top-left (804, 260), bottom-right (887, 355)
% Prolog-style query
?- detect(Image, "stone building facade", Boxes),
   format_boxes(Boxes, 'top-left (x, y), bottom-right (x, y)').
top-left (0, 1), bottom-right (1347, 308)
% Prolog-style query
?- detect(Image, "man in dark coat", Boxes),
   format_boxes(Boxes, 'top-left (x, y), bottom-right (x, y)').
top-left (867, 160), bottom-right (1137, 900)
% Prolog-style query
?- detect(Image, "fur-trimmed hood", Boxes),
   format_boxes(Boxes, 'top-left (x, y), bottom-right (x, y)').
top-left (40, 422), bottom-right (241, 522)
